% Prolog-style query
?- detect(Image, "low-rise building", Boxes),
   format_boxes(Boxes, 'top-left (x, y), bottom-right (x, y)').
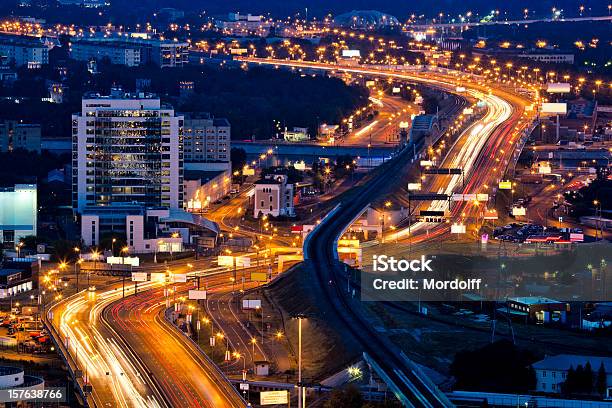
top-left (0, 184), bottom-right (37, 245)
top-left (0, 121), bottom-right (41, 153)
top-left (80, 204), bottom-right (219, 253)
top-left (0, 259), bottom-right (39, 299)
top-left (533, 354), bottom-right (612, 397)
top-left (0, 33), bottom-right (49, 68)
top-left (283, 127), bottom-right (310, 142)
top-left (184, 169), bottom-right (232, 211)
top-left (253, 174), bottom-right (295, 218)
top-left (502, 297), bottom-right (568, 324)
top-left (217, 13), bottom-right (273, 37)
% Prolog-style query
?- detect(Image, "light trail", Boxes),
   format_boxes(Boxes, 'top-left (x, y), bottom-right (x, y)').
top-left (50, 281), bottom-right (164, 408)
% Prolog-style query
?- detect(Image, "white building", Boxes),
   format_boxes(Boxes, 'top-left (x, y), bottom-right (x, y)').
top-left (0, 184), bottom-right (37, 244)
top-left (70, 35), bottom-right (189, 68)
top-left (80, 205), bottom-right (219, 253)
top-left (533, 354), bottom-right (612, 398)
top-left (72, 90), bottom-right (183, 213)
top-left (253, 174), bottom-right (295, 218)
top-left (217, 13), bottom-right (273, 37)
top-left (182, 113), bottom-right (231, 168)
top-left (283, 127), bottom-right (310, 142)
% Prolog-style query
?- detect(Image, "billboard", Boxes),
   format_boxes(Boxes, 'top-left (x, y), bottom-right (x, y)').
top-left (541, 103), bottom-right (567, 115)
top-left (131, 272), bottom-right (147, 282)
top-left (188, 290), bottom-right (207, 300)
top-left (512, 206), bottom-right (527, 216)
top-left (0, 184), bottom-right (37, 236)
top-left (242, 167), bottom-right (255, 176)
top-left (547, 83), bottom-right (571, 93)
top-left (260, 391), bottom-right (289, 405)
top-left (251, 272), bottom-right (267, 282)
top-left (420, 160), bottom-right (434, 167)
top-left (477, 193), bottom-right (489, 202)
top-left (342, 49), bottom-right (361, 58)
top-left (242, 299), bottom-right (261, 309)
top-left (107, 256), bottom-right (140, 267)
top-left (392, 87), bottom-right (401, 94)
top-left (407, 183), bottom-right (422, 191)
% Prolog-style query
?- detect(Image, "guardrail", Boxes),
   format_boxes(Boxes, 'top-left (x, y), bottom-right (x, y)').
top-left (42, 291), bottom-right (94, 408)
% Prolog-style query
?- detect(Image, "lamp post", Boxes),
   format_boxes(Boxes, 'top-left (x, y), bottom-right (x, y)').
top-left (90, 250), bottom-right (100, 288)
top-left (294, 313), bottom-right (306, 408)
top-left (121, 246), bottom-right (129, 298)
top-left (74, 247), bottom-right (81, 292)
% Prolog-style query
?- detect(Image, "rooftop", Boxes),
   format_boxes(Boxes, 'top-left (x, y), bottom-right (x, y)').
top-left (508, 296), bottom-right (563, 306)
top-left (533, 354), bottom-right (612, 372)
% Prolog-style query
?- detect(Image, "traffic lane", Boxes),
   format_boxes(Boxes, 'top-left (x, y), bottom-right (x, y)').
top-left (106, 285), bottom-right (244, 408)
top-left (50, 284), bottom-right (163, 408)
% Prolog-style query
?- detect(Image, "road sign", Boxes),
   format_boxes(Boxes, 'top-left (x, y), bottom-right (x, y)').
top-left (171, 273), bottom-right (187, 283)
top-left (420, 160), bottom-right (435, 167)
top-left (423, 168), bottom-right (462, 175)
top-left (240, 383), bottom-right (249, 391)
top-left (188, 290), bottom-right (207, 300)
top-left (407, 183), bottom-right (422, 191)
top-left (451, 193), bottom-right (464, 201)
top-left (260, 390), bottom-right (289, 405)
top-left (512, 206), bottom-right (527, 216)
top-left (477, 194), bottom-right (489, 202)
top-left (131, 272), bottom-right (147, 282)
top-left (420, 210), bottom-right (445, 217)
top-left (218, 255), bottom-right (234, 267)
top-left (251, 272), bottom-right (267, 282)
top-left (235, 256), bottom-right (251, 268)
top-left (150, 272), bottom-right (166, 283)
top-left (451, 224), bottom-right (466, 234)
top-left (570, 233), bottom-right (584, 242)
top-left (463, 193), bottom-right (477, 201)
top-left (408, 193), bottom-right (449, 201)
top-left (498, 181), bottom-right (512, 190)
top-left (483, 209), bottom-right (498, 220)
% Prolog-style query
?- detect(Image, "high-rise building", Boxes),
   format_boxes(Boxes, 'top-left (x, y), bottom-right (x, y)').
top-left (182, 113), bottom-right (231, 168)
top-left (72, 90), bottom-right (184, 213)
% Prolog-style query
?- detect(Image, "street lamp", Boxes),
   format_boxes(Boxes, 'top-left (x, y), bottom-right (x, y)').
top-left (293, 313), bottom-right (307, 408)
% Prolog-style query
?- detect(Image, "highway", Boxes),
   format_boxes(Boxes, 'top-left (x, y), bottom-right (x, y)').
top-left (404, 15), bottom-right (612, 30)
top-left (47, 268), bottom-right (247, 408)
top-left (104, 278), bottom-right (246, 408)
top-left (304, 143), bottom-right (454, 407)
top-left (48, 282), bottom-right (167, 407)
top-left (242, 57), bottom-right (534, 406)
